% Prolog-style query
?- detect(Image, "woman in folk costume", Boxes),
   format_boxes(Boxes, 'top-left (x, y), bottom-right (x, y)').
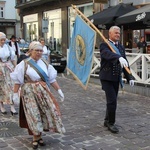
top-left (10, 41), bottom-right (65, 149)
top-left (0, 32), bottom-right (18, 115)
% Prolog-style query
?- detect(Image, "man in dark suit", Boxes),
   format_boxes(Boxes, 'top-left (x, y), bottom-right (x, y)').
top-left (9, 35), bottom-right (21, 65)
top-left (99, 26), bottom-right (134, 133)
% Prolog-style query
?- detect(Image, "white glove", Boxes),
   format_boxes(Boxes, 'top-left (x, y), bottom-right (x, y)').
top-left (129, 80), bottom-right (134, 87)
top-left (58, 89), bottom-right (64, 102)
top-left (12, 93), bottom-right (20, 105)
top-left (119, 57), bottom-right (128, 68)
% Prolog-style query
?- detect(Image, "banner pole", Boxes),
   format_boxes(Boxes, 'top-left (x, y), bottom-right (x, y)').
top-left (71, 4), bottom-right (131, 74)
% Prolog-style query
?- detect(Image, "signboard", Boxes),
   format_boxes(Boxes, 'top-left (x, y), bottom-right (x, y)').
top-left (94, 0), bottom-right (108, 3)
top-left (23, 14), bottom-right (38, 23)
top-left (42, 18), bottom-right (49, 33)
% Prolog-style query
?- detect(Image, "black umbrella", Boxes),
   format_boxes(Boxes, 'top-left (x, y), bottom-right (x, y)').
top-left (116, 4), bottom-right (150, 29)
top-left (88, 3), bottom-right (136, 29)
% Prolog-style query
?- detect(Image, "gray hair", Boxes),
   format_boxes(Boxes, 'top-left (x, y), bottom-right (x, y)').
top-left (109, 26), bottom-right (120, 33)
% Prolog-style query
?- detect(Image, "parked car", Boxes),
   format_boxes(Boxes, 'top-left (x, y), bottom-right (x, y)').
top-left (19, 42), bottom-right (29, 54)
top-left (50, 50), bottom-right (67, 73)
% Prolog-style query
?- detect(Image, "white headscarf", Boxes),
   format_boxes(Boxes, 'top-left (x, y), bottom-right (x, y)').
top-left (29, 41), bottom-right (43, 50)
top-left (0, 32), bottom-right (6, 40)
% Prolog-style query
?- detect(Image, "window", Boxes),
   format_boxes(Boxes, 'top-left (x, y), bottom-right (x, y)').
top-left (0, 7), bottom-right (4, 18)
top-left (0, 1), bottom-right (5, 18)
top-left (145, 29), bottom-right (150, 43)
top-left (146, 34), bottom-right (150, 42)
top-left (68, 3), bottom-right (93, 45)
top-left (44, 9), bottom-right (62, 52)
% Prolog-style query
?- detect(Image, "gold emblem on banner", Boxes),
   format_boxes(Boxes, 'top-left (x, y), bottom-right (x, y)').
top-left (75, 35), bottom-right (86, 65)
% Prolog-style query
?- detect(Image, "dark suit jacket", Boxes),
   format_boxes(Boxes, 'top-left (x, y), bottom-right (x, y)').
top-left (99, 42), bottom-right (134, 82)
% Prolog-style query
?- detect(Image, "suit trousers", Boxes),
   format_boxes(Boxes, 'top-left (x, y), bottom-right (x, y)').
top-left (101, 80), bottom-right (119, 124)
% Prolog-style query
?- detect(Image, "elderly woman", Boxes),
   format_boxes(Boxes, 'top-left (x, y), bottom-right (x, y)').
top-left (10, 41), bottom-right (65, 149)
top-left (0, 32), bottom-right (18, 115)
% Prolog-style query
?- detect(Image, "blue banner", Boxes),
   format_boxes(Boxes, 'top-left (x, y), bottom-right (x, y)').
top-left (67, 15), bottom-right (96, 90)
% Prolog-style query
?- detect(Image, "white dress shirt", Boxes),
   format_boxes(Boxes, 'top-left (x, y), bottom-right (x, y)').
top-left (11, 41), bottom-right (21, 56)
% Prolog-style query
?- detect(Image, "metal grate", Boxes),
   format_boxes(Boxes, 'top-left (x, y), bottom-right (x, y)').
top-left (0, 122), bottom-right (25, 137)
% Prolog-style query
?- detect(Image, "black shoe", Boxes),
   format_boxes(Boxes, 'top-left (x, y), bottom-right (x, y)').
top-left (107, 124), bottom-right (119, 133)
top-left (1, 111), bottom-right (7, 114)
top-left (10, 111), bottom-right (18, 116)
top-left (104, 120), bottom-right (108, 127)
top-left (37, 138), bottom-right (46, 146)
top-left (32, 140), bottom-right (38, 149)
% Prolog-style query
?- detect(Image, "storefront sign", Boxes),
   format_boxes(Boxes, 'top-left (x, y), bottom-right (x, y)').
top-left (42, 18), bottom-right (49, 33)
top-left (0, 22), bottom-right (15, 26)
top-left (136, 12), bottom-right (146, 21)
top-left (94, 0), bottom-right (108, 3)
top-left (23, 14), bottom-right (38, 23)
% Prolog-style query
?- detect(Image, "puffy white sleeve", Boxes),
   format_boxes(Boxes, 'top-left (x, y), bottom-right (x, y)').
top-left (48, 64), bottom-right (57, 83)
top-left (47, 49), bottom-right (50, 56)
top-left (9, 46), bottom-right (16, 61)
top-left (5, 44), bottom-right (16, 61)
top-left (17, 42), bottom-right (21, 56)
top-left (10, 61), bottom-right (25, 84)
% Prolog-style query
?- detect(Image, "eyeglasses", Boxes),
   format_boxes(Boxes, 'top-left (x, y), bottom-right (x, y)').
top-left (0, 39), bottom-right (6, 42)
top-left (34, 49), bottom-right (43, 53)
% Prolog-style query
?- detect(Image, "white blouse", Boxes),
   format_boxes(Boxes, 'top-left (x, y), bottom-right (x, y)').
top-left (0, 44), bottom-right (16, 62)
top-left (10, 58), bottom-right (57, 85)
top-left (11, 41), bottom-right (21, 56)
top-left (42, 45), bottom-right (50, 55)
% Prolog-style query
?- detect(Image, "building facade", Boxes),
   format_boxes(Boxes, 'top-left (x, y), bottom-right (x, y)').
top-left (16, 0), bottom-right (94, 54)
top-left (0, 0), bottom-right (20, 39)
top-left (109, 0), bottom-right (150, 6)
top-left (16, 0), bottom-right (150, 54)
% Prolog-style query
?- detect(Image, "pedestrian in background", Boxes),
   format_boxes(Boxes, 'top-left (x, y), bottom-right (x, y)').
top-left (17, 49), bottom-right (31, 64)
top-left (99, 26), bottom-right (134, 133)
top-left (0, 32), bottom-right (18, 115)
top-left (8, 35), bottom-right (21, 65)
top-left (137, 36), bottom-right (147, 53)
top-left (10, 41), bottom-right (65, 149)
top-left (18, 37), bottom-right (25, 44)
top-left (39, 37), bottom-right (50, 63)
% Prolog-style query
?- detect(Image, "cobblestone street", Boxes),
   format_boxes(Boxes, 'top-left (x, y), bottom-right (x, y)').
top-left (0, 75), bottom-right (150, 150)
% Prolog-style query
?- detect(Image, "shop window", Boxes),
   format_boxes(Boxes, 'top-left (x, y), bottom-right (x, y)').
top-left (44, 9), bottom-right (62, 52)
top-left (25, 22), bottom-right (38, 42)
top-left (68, 3), bottom-right (93, 46)
top-left (146, 34), bottom-right (150, 43)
